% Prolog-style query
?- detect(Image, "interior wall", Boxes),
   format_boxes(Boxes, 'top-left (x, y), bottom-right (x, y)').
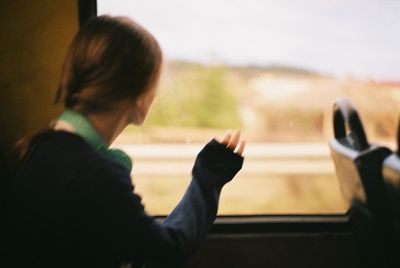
top-left (0, 0), bottom-right (79, 166)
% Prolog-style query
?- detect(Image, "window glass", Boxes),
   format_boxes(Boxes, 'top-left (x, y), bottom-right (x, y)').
top-left (98, 0), bottom-right (400, 215)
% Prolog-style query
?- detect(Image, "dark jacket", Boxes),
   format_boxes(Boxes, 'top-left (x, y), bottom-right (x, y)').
top-left (3, 131), bottom-right (243, 268)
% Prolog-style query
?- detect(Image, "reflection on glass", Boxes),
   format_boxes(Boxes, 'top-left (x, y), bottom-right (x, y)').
top-left (99, 0), bottom-right (400, 215)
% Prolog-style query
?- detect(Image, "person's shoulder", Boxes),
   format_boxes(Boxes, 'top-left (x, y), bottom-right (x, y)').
top-left (34, 130), bottom-right (94, 157)
top-left (40, 130), bottom-right (93, 152)
top-left (25, 130), bottom-right (131, 183)
top-left (51, 131), bottom-right (131, 181)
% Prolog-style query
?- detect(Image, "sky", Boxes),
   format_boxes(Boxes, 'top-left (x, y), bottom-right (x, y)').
top-left (98, 0), bottom-right (400, 80)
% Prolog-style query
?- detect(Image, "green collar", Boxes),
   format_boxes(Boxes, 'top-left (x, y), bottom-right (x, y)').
top-left (58, 109), bottom-right (132, 172)
top-left (59, 109), bottom-right (107, 151)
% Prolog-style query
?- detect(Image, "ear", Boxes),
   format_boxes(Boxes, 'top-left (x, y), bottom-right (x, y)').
top-left (129, 96), bottom-right (145, 125)
top-left (135, 94), bottom-right (144, 109)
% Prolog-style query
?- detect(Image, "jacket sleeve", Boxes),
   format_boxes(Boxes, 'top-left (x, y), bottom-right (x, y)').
top-left (72, 139), bottom-right (243, 267)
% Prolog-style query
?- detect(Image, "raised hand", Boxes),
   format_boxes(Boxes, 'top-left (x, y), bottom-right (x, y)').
top-left (192, 130), bottom-right (245, 187)
top-left (216, 130), bottom-right (246, 156)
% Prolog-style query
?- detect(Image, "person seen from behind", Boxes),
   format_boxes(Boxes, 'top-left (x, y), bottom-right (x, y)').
top-left (4, 15), bottom-right (245, 268)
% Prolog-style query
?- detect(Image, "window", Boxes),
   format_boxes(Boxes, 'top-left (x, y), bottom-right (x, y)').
top-left (98, 0), bottom-right (400, 215)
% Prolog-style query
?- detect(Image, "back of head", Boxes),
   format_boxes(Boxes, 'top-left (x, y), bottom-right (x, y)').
top-left (16, 16), bottom-right (162, 161)
top-left (55, 15), bottom-right (163, 113)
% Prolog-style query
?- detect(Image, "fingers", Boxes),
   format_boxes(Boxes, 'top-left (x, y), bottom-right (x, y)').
top-left (218, 131), bottom-right (232, 146)
top-left (235, 140), bottom-right (246, 156)
top-left (217, 130), bottom-right (246, 156)
top-left (227, 131), bottom-right (240, 151)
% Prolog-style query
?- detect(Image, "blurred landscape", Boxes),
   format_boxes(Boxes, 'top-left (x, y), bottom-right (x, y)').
top-left (114, 60), bottom-right (400, 215)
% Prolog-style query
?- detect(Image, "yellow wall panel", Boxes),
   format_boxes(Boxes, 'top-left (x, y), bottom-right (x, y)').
top-left (0, 0), bottom-right (79, 165)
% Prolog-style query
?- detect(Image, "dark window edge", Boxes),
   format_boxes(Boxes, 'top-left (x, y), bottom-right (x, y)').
top-left (78, 0), bottom-right (97, 27)
top-left (211, 214), bottom-right (351, 234)
top-left (156, 214), bottom-right (351, 234)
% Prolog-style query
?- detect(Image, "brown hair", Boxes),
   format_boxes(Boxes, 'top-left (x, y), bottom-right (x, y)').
top-left (17, 15), bottom-right (162, 161)
top-left (55, 15), bottom-right (163, 113)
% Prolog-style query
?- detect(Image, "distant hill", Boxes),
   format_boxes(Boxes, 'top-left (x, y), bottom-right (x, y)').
top-left (167, 60), bottom-right (323, 77)
top-left (232, 64), bottom-right (323, 77)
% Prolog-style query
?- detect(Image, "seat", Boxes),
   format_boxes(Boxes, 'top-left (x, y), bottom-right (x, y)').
top-left (329, 98), bottom-right (396, 268)
top-left (383, 120), bottom-right (400, 252)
